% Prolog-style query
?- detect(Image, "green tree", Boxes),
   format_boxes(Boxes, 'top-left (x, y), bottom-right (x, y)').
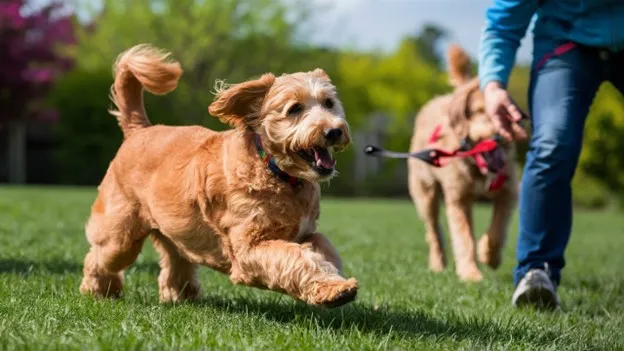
top-left (48, 68), bottom-right (123, 184)
top-left (411, 23), bottom-right (448, 67)
top-left (72, 0), bottom-right (319, 127)
top-left (338, 37), bottom-right (447, 146)
top-left (50, 0), bottom-right (342, 184)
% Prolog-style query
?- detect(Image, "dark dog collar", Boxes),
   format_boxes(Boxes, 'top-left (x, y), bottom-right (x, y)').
top-left (254, 134), bottom-right (303, 188)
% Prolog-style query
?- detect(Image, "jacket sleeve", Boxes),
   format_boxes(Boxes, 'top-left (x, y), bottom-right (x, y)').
top-left (478, 0), bottom-right (538, 90)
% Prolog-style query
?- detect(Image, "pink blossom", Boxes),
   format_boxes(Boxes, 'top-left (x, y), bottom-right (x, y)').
top-left (0, 2), bottom-right (26, 29)
top-left (23, 68), bottom-right (54, 84)
top-left (0, 0), bottom-right (75, 122)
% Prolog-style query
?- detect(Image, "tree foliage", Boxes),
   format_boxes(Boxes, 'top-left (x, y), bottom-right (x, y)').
top-left (338, 38), bottom-right (449, 149)
top-left (412, 23), bottom-right (448, 67)
top-left (578, 83), bottom-right (624, 207)
top-left (71, 0), bottom-right (323, 128)
top-left (41, 0), bottom-right (624, 207)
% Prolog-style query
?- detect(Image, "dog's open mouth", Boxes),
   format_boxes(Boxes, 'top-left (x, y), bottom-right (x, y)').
top-left (298, 147), bottom-right (336, 176)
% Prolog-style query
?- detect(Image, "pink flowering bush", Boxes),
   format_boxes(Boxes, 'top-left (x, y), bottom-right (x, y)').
top-left (0, 0), bottom-right (75, 124)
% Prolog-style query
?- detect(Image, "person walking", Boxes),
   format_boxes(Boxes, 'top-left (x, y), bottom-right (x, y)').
top-left (478, 0), bottom-right (624, 308)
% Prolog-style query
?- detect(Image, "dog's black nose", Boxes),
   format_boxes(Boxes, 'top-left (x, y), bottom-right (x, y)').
top-left (324, 128), bottom-right (343, 144)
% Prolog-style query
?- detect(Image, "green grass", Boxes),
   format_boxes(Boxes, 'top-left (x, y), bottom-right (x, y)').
top-left (1, 186), bottom-right (623, 350)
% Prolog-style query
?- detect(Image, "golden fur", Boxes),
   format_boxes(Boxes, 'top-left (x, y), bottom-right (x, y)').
top-left (407, 44), bottom-right (518, 282)
top-left (79, 44), bottom-right (357, 307)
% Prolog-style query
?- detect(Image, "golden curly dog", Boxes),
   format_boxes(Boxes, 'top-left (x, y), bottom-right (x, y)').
top-left (408, 44), bottom-right (518, 282)
top-left (79, 44), bottom-right (358, 308)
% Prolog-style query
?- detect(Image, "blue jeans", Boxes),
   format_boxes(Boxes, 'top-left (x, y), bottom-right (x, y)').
top-left (514, 41), bottom-right (624, 286)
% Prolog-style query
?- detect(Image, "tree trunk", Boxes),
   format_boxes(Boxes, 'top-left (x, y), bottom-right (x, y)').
top-left (7, 119), bottom-right (27, 184)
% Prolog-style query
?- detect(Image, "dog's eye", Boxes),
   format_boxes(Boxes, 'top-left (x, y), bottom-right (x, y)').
top-left (287, 103), bottom-right (303, 116)
top-left (323, 98), bottom-right (334, 109)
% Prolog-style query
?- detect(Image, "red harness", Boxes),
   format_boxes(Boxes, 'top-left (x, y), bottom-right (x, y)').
top-left (428, 124), bottom-right (508, 192)
top-left (369, 40), bottom-right (576, 191)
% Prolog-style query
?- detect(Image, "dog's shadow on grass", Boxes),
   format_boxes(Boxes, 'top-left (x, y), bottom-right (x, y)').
top-left (188, 294), bottom-right (559, 347)
top-left (3, 257), bottom-right (620, 346)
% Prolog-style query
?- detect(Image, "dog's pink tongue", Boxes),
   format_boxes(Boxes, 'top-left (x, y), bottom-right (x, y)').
top-left (313, 148), bottom-right (336, 169)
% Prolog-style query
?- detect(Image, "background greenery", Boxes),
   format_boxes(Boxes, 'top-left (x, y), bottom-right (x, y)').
top-left (40, 0), bottom-right (624, 208)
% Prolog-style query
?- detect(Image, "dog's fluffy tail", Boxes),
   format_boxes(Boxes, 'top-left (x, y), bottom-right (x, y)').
top-left (446, 44), bottom-right (472, 88)
top-left (109, 44), bottom-right (183, 138)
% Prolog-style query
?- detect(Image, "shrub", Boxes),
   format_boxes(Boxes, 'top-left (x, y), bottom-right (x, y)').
top-left (48, 68), bottom-right (179, 185)
top-left (571, 170), bottom-right (611, 209)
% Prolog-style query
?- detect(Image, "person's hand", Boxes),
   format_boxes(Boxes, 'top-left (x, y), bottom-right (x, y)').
top-left (483, 81), bottom-right (528, 141)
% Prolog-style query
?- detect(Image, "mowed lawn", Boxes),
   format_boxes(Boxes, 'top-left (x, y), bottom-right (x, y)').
top-left (1, 187), bottom-right (623, 350)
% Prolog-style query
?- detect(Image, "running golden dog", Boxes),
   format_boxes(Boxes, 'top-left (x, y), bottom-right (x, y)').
top-left (79, 44), bottom-right (357, 307)
top-left (408, 45), bottom-right (518, 281)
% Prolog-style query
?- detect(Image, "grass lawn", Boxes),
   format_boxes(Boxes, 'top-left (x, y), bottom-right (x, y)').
top-left (1, 186), bottom-right (623, 350)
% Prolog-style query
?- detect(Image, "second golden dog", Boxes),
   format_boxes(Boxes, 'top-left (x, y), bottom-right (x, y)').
top-left (408, 45), bottom-right (519, 281)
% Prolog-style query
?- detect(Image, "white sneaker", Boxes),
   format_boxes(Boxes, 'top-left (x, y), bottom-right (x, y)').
top-left (512, 264), bottom-right (560, 309)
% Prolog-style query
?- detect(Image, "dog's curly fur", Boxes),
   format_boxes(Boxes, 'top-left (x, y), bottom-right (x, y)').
top-left (79, 44), bottom-right (357, 307)
top-left (407, 44), bottom-right (518, 282)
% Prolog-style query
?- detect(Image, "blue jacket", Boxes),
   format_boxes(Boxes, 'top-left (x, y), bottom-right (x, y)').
top-left (478, 0), bottom-right (624, 90)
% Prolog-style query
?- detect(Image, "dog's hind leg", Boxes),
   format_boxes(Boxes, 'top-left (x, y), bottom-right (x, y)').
top-left (79, 194), bottom-right (148, 298)
top-left (408, 166), bottom-right (446, 272)
top-left (478, 187), bottom-right (517, 270)
top-left (230, 238), bottom-right (357, 308)
top-left (150, 231), bottom-right (200, 302)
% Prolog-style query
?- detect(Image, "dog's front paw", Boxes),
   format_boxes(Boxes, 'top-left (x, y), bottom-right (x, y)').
top-left (309, 278), bottom-right (358, 308)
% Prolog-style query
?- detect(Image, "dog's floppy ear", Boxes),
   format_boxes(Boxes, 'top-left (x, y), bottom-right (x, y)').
top-left (208, 73), bottom-right (275, 129)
